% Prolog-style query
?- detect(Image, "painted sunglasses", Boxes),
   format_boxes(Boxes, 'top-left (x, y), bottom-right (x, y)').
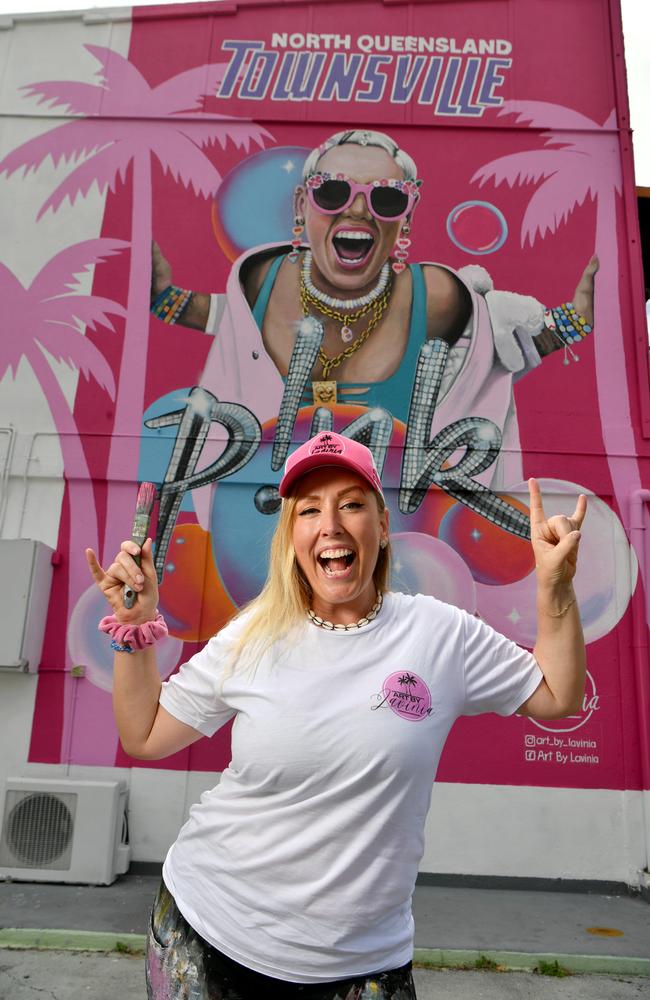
top-left (305, 172), bottom-right (421, 221)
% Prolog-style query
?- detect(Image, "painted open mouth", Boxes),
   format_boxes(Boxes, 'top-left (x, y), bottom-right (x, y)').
top-left (318, 548), bottom-right (356, 576)
top-left (332, 230), bottom-right (375, 266)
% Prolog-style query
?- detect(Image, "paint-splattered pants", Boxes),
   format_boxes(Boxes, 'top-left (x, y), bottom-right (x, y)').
top-left (146, 881), bottom-right (418, 999)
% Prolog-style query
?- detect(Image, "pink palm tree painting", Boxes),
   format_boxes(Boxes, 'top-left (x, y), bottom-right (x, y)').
top-left (0, 45), bottom-right (270, 561)
top-left (472, 100), bottom-right (644, 598)
top-left (0, 237), bottom-right (126, 569)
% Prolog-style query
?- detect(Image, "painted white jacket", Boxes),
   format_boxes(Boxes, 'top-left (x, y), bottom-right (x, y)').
top-left (194, 244), bottom-right (546, 526)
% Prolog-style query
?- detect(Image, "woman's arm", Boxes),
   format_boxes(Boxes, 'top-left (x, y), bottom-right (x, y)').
top-left (86, 539), bottom-right (203, 759)
top-left (535, 255), bottom-right (598, 359)
top-left (422, 265), bottom-right (472, 346)
top-left (517, 479), bottom-right (587, 719)
top-left (151, 242), bottom-right (212, 331)
top-left (112, 648), bottom-right (202, 760)
top-left (151, 241), bottom-right (277, 329)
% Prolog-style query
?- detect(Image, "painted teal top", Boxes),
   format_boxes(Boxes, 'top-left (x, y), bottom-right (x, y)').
top-left (251, 253), bottom-right (427, 425)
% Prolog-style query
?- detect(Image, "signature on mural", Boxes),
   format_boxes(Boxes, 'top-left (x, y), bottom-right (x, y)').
top-left (530, 670), bottom-right (600, 735)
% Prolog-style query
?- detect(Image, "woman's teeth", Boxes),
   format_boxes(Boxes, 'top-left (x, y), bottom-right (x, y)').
top-left (318, 548), bottom-right (355, 575)
top-left (333, 230), bottom-right (374, 263)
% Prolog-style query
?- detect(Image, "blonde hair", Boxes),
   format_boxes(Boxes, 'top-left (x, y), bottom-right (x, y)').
top-left (227, 490), bottom-right (391, 673)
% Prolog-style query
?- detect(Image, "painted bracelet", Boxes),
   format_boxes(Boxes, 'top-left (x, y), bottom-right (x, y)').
top-left (98, 611), bottom-right (168, 651)
top-left (547, 302), bottom-right (593, 344)
top-left (150, 285), bottom-right (192, 324)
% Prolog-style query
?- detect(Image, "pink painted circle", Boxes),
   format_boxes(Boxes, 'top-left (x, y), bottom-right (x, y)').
top-left (381, 671), bottom-right (432, 722)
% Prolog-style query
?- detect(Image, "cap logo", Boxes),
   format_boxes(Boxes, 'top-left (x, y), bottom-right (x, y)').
top-left (308, 433), bottom-right (345, 457)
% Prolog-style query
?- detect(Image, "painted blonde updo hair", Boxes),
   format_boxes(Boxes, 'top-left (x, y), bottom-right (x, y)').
top-left (301, 129), bottom-right (419, 183)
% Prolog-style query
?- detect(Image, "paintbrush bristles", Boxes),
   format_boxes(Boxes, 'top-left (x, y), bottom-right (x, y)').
top-left (131, 481), bottom-right (156, 546)
top-left (122, 482), bottom-right (157, 610)
top-left (135, 481), bottom-right (156, 515)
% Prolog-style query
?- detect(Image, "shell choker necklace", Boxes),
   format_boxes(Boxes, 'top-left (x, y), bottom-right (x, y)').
top-left (301, 250), bottom-right (391, 313)
top-left (308, 593), bottom-right (383, 631)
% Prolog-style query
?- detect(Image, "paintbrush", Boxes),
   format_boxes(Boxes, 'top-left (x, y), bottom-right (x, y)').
top-left (123, 481), bottom-right (157, 610)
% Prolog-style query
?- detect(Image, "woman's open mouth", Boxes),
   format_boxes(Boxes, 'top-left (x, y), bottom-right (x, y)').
top-left (331, 228), bottom-right (375, 268)
top-left (318, 548), bottom-right (356, 577)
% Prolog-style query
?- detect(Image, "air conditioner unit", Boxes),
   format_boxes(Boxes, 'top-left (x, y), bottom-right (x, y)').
top-left (0, 778), bottom-right (131, 884)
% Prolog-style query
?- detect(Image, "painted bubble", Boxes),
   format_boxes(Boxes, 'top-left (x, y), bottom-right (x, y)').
top-left (389, 531), bottom-right (476, 614)
top-left (438, 495), bottom-right (535, 585)
top-left (446, 200), bottom-right (508, 255)
top-left (212, 146), bottom-right (310, 261)
top-left (68, 584), bottom-right (183, 693)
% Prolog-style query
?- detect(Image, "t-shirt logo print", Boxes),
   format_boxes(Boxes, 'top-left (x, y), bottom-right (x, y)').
top-left (372, 671), bottom-right (433, 721)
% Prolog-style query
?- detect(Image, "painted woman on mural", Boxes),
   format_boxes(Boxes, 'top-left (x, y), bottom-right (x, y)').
top-left (151, 128), bottom-right (598, 492)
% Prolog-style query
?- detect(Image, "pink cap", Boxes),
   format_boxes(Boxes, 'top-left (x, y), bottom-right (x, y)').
top-left (278, 432), bottom-right (384, 498)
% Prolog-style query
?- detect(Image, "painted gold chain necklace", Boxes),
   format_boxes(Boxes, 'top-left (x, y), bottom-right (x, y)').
top-left (299, 261), bottom-right (393, 405)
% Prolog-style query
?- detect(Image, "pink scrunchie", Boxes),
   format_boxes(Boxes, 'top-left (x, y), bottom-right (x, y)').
top-left (98, 611), bottom-right (168, 651)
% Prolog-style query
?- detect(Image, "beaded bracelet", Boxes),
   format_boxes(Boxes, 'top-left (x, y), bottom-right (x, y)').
top-left (151, 285), bottom-right (192, 325)
top-left (99, 611), bottom-right (168, 651)
top-left (111, 639), bottom-right (135, 654)
top-left (543, 302), bottom-right (593, 365)
top-left (548, 302), bottom-right (593, 345)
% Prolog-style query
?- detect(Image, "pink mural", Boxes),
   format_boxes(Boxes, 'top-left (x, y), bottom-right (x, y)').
top-left (0, 0), bottom-right (647, 795)
top-left (475, 103), bottom-right (643, 585)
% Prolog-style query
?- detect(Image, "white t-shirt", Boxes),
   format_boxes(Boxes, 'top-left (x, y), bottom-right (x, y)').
top-left (159, 591), bottom-right (542, 983)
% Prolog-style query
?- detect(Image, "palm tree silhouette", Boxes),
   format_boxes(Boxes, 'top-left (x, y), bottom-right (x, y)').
top-left (398, 672), bottom-right (417, 692)
top-left (0, 237), bottom-right (125, 570)
top-left (472, 100), bottom-right (644, 594)
top-left (0, 45), bottom-right (270, 560)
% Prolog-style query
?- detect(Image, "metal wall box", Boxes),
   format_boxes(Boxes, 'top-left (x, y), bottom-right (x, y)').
top-left (0, 540), bottom-right (54, 672)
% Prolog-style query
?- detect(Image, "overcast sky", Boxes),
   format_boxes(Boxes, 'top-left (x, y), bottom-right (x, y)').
top-left (0, 0), bottom-right (648, 185)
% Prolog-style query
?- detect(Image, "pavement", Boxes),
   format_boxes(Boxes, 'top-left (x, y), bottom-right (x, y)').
top-left (0, 872), bottom-right (649, 997)
top-left (1, 951), bottom-right (649, 1000)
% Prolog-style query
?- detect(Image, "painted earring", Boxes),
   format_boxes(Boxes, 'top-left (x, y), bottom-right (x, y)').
top-left (288, 215), bottom-right (305, 263)
top-left (392, 222), bottom-right (411, 275)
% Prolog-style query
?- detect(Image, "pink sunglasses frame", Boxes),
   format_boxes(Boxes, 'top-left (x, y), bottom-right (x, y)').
top-left (305, 172), bottom-right (421, 221)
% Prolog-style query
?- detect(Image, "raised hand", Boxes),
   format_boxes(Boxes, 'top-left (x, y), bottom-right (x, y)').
top-left (85, 538), bottom-right (159, 624)
top-left (151, 241), bottom-right (173, 301)
top-left (528, 478), bottom-right (586, 591)
top-left (572, 254), bottom-right (599, 325)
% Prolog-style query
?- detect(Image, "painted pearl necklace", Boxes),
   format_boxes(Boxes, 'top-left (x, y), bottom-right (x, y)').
top-left (308, 593), bottom-right (383, 631)
top-left (301, 251), bottom-right (391, 312)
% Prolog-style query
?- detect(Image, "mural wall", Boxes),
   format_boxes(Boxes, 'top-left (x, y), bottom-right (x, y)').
top-left (0, 0), bottom-right (648, 833)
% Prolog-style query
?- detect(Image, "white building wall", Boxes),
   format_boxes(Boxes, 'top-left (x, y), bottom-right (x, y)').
top-left (0, 12), bottom-right (131, 546)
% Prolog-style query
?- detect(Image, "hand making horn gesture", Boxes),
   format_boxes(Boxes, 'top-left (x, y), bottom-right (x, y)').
top-left (528, 478), bottom-right (587, 595)
top-left (85, 539), bottom-right (159, 625)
